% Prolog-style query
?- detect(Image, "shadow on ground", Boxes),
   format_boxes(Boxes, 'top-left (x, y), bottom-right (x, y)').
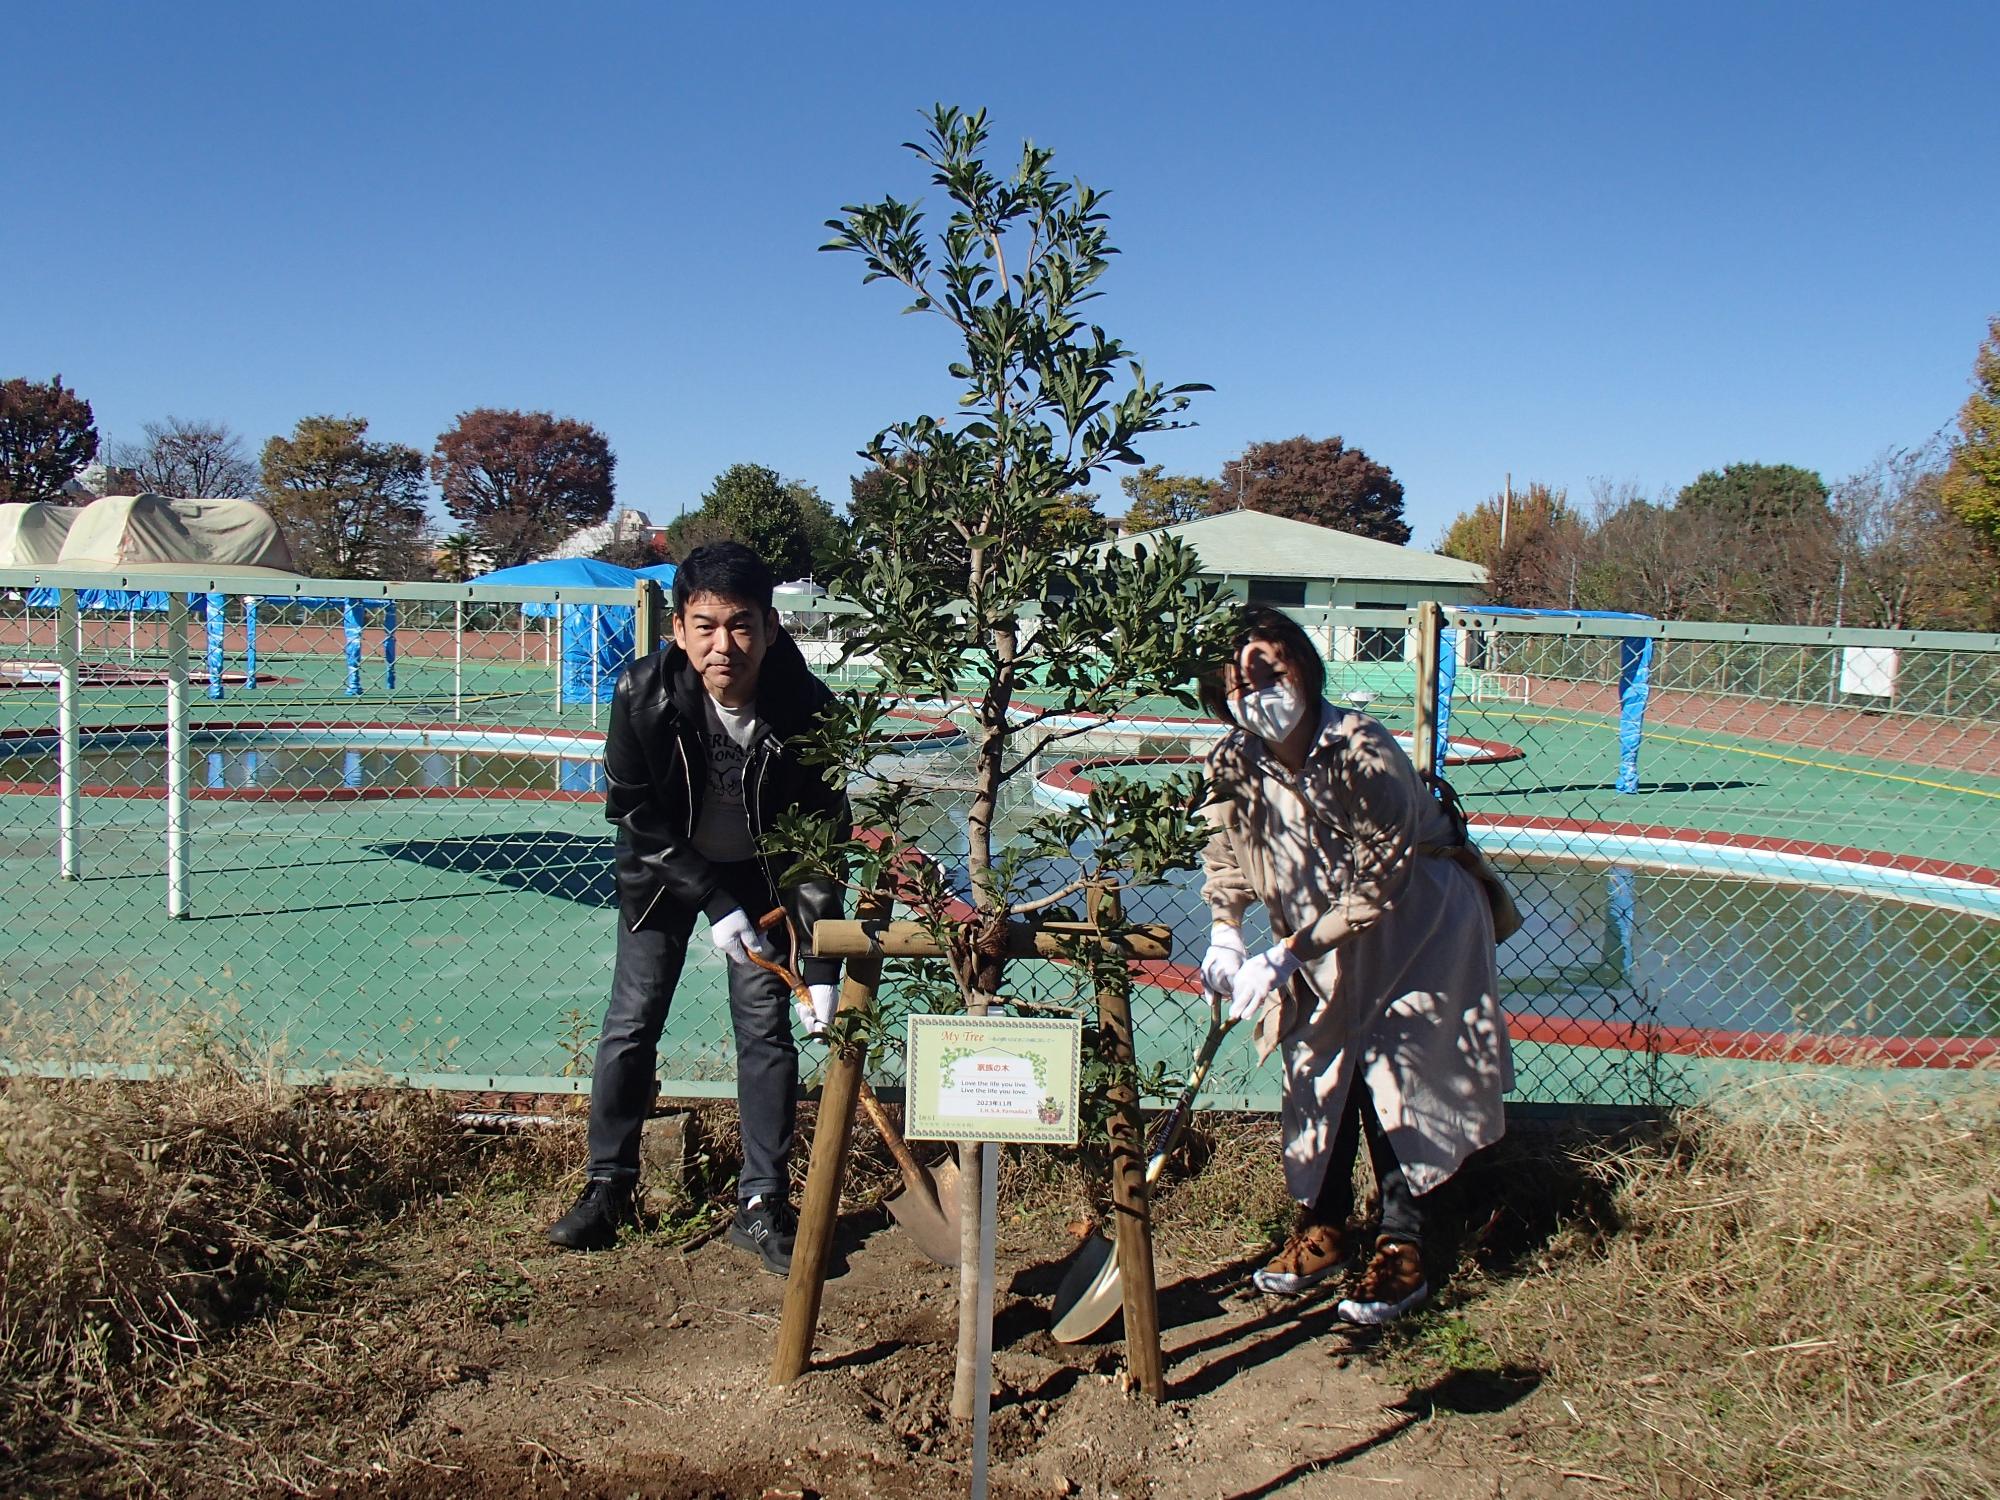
top-left (375, 832), bottom-right (618, 906)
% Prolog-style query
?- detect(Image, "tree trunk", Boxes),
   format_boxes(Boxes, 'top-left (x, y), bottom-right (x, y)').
top-left (951, 631), bottom-right (1013, 1422)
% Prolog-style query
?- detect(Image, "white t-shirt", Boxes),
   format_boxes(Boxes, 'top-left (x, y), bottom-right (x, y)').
top-left (691, 692), bottom-right (764, 862)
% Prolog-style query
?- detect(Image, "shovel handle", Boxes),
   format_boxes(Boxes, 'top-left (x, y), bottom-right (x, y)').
top-left (745, 911), bottom-right (940, 1202)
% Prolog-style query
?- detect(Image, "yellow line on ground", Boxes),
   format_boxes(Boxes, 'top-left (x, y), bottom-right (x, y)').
top-left (1486, 707), bottom-right (2000, 800)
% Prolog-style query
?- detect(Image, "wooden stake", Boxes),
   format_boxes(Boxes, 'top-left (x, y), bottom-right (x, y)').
top-left (1098, 954), bottom-right (1164, 1400)
top-left (770, 888), bottom-right (892, 1386)
top-left (1412, 599), bottom-right (1442, 779)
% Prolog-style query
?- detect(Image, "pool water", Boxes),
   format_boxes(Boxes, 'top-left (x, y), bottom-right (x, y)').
top-left (3, 744), bottom-right (606, 795)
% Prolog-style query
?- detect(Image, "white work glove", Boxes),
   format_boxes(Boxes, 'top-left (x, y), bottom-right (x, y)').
top-left (1199, 922), bottom-right (1247, 997)
top-left (709, 907), bottom-right (776, 968)
top-left (798, 983), bottom-right (839, 1038)
top-left (1229, 942), bottom-right (1302, 1023)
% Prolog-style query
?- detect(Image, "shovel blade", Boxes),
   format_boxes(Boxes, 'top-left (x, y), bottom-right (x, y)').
top-left (882, 1152), bottom-right (963, 1266)
top-left (1049, 1231), bottom-right (1122, 1343)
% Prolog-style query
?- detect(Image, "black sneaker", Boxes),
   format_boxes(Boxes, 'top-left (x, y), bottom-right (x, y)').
top-left (545, 1179), bottom-right (636, 1251)
top-left (727, 1194), bottom-right (796, 1276)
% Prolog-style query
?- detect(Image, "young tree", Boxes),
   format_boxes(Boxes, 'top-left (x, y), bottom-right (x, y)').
top-left (0, 375), bottom-right (99, 503)
top-left (808, 105), bottom-right (1234, 1418)
top-left (1941, 315), bottom-right (2000, 554)
top-left (111, 417), bottom-right (257, 497)
top-left (1118, 463), bottom-right (1212, 531)
top-left (1213, 435), bottom-right (1411, 543)
top-left (432, 409), bottom-right (616, 568)
top-left (259, 415), bottom-right (431, 578)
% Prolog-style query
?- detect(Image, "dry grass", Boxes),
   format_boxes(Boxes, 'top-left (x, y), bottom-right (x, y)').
top-left (0, 1047), bottom-right (468, 1481)
top-left (1458, 1085), bottom-right (2000, 1499)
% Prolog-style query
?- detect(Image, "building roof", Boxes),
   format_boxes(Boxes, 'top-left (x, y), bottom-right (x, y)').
top-left (1109, 508), bottom-right (1486, 586)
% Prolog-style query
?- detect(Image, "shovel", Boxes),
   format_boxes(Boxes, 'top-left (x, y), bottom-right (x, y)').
top-left (746, 911), bottom-right (963, 1266)
top-left (1049, 989), bottom-right (1240, 1343)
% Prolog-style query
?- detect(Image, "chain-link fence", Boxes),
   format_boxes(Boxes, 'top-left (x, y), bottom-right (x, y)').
top-left (3, 570), bottom-right (1995, 1115)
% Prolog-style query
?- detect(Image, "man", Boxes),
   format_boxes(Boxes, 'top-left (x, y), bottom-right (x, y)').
top-left (546, 542), bottom-right (848, 1272)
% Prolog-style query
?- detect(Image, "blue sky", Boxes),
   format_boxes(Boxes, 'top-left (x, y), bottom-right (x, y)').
top-left (7, 2), bottom-right (1995, 548)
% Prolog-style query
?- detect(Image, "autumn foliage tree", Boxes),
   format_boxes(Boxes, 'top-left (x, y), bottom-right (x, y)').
top-left (1214, 435), bottom-right (1410, 543)
top-left (0, 375), bottom-right (99, 503)
top-left (1118, 463), bottom-right (1212, 531)
top-left (431, 409), bottom-right (616, 568)
top-left (1941, 315), bottom-right (2000, 554)
top-left (259, 415), bottom-right (431, 578)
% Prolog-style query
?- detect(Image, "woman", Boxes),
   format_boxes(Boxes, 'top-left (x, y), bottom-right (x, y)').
top-left (1196, 607), bottom-right (1511, 1324)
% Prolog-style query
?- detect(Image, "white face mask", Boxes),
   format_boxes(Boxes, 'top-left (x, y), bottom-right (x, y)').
top-left (1234, 683), bottom-right (1307, 742)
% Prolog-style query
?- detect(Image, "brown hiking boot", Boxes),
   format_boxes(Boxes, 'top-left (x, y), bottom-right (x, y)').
top-left (1336, 1237), bottom-right (1428, 1325)
top-left (1251, 1220), bottom-right (1349, 1296)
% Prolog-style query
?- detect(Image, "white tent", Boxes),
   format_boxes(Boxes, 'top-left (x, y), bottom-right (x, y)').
top-left (56, 493), bottom-right (298, 574)
top-left (0, 502), bottom-right (81, 566)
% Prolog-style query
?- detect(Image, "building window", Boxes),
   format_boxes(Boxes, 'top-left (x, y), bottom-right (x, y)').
top-left (1355, 599), bottom-right (1405, 662)
top-left (1245, 577), bottom-right (1306, 608)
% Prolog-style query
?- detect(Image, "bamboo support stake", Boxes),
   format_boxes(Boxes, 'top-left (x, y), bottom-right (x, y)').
top-left (812, 918), bottom-right (1171, 963)
top-left (771, 890), bottom-right (894, 1386)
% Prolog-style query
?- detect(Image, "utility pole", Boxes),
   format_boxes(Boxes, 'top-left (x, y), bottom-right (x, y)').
top-left (1499, 472), bottom-right (1512, 551)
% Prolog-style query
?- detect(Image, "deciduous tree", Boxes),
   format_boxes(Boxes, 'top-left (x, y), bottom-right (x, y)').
top-left (1118, 464), bottom-right (1212, 531)
top-left (1438, 482), bottom-right (1577, 570)
top-left (259, 416), bottom-right (431, 578)
top-left (111, 417), bottom-right (257, 498)
top-left (432, 409), bottom-right (616, 568)
top-left (1941, 315), bottom-right (2000, 554)
top-left (1214, 435), bottom-right (1410, 544)
top-left (0, 375), bottom-right (99, 503)
top-left (1836, 446), bottom-right (1997, 630)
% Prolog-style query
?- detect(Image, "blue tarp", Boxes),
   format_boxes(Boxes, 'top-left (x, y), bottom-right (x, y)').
top-left (1437, 606), bottom-right (1655, 795)
top-left (290, 596), bottom-right (399, 699)
top-left (474, 558), bottom-right (638, 619)
top-left (474, 559), bottom-right (638, 704)
top-left (26, 586), bottom-right (209, 612)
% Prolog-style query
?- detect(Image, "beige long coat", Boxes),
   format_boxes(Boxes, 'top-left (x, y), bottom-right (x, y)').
top-left (1200, 703), bottom-right (1512, 1201)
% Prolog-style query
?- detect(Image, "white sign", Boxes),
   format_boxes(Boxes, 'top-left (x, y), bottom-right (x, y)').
top-left (1839, 646), bottom-right (1898, 698)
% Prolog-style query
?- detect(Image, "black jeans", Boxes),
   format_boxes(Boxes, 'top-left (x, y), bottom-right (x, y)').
top-left (1313, 1082), bottom-right (1424, 1245)
top-left (586, 863), bottom-right (796, 1203)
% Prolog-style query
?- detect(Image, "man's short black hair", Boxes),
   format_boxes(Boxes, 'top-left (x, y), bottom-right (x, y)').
top-left (1196, 605), bottom-right (1328, 724)
top-left (673, 541), bottom-right (774, 615)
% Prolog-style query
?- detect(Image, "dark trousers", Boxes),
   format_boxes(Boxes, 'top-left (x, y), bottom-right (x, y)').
top-left (586, 866), bottom-right (797, 1203)
top-left (1313, 1082), bottom-right (1424, 1245)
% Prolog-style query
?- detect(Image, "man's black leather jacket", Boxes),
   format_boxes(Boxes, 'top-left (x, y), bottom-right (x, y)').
top-left (603, 630), bottom-right (848, 986)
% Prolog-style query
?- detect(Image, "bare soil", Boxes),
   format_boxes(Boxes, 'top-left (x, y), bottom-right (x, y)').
top-left (297, 1175), bottom-right (1571, 1500)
